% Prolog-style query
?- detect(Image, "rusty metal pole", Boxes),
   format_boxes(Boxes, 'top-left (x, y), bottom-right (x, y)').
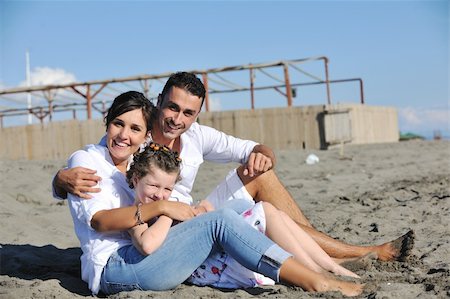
top-left (49, 100), bottom-right (53, 122)
top-left (359, 79), bottom-right (365, 104)
top-left (282, 63), bottom-right (293, 107)
top-left (141, 79), bottom-right (149, 98)
top-left (43, 90), bottom-right (54, 122)
top-left (48, 91), bottom-right (54, 122)
top-left (39, 107), bottom-right (44, 125)
top-left (202, 73), bottom-right (209, 112)
top-left (86, 84), bottom-right (92, 119)
top-left (249, 66), bottom-right (255, 110)
top-left (323, 57), bottom-right (331, 105)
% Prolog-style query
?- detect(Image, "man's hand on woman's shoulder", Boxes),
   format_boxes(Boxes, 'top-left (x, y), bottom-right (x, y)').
top-left (55, 167), bottom-right (102, 199)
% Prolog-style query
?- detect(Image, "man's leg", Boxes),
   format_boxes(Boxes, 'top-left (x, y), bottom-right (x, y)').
top-left (236, 166), bottom-right (415, 261)
top-left (237, 166), bottom-right (313, 227)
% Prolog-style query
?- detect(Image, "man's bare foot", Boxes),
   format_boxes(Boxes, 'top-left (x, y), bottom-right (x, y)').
top-left (376, 230), bottom-right (415, 261)
top-left (339, 252), bottom-right (378, 271)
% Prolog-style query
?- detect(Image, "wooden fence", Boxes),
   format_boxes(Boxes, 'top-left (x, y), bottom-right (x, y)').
top-left (0, 104), bottom-right (398, 160)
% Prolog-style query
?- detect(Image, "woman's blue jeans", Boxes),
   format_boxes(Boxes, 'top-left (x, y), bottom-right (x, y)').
top-left (100, 204), bottom-right (292, 294)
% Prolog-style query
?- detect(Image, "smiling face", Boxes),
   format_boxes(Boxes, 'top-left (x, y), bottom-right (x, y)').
top-left (106, 108), bottom-right (147, 171)
top-left (133, 166), bottom-right (179, 203)
top-left (153, 86), bottom-right (202, 144)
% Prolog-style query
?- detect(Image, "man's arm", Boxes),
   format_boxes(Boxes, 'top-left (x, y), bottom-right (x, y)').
top-left (243, 144), bottom-right (276, 177)
top-left (198, 124), bottom-right (275, 176)
top-left (53, 167), bottom-right (102, 199)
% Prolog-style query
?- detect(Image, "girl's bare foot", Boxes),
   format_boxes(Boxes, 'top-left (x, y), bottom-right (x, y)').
top-left (331, 264), bottom-right (360, 279)
top-left (317, 266), bottom-right (360, 279)
top-left (334, 280), bottom-right (364, 297)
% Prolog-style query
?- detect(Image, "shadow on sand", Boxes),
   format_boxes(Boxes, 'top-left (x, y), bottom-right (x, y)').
top-left (0, 244), bottom-right (291, 298)
top-left (0, 243), bottom-right (90, 296)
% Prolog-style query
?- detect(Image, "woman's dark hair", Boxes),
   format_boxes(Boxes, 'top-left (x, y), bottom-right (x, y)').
top-left (126, 142), bottom-right (182, 189)
top-left (160, 72), bottom-right (206, 107)
top-left (104, 91), bottom-right (155, 133)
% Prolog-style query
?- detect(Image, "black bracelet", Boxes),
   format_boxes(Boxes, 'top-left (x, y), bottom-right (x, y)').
top-left (135, 203), bottom-right (144, 225)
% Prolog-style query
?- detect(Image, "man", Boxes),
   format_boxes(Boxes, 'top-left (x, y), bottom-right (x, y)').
top-left (54, 72), bottom-right (414, 261)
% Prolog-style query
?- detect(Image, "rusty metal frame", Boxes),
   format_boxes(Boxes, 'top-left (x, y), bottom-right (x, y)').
top-left (0, 56), bottom-right (365, 127)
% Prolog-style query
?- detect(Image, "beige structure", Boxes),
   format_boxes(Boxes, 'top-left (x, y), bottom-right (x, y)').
top-left (0, 104), bottom-right (399, 160)
top-left (1, 120), bottom-right (105, 161)
top-left (323, 104), bottom-right (399, 146)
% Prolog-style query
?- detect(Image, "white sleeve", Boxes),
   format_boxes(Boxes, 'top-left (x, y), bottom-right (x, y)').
top-left (67, 150), bottom-right (114, 227)
top-left (52, 136), bottom-right (106, 200)
top-left (199, 125), bottom-right (258, 164)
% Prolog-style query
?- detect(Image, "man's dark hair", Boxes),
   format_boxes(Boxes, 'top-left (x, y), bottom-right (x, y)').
top-left (160, 72), bottom-right (206, 107)
top-left (104, 91), bottom-right (155, 133)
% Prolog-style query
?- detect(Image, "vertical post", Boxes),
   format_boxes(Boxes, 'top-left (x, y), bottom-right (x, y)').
top-left (86, 84), bottom-right (92, 119)
top-left (72, 109), bottom-right (77, 120)
top-left (323, 57), bottom-right (331, 105)
top-left (39, 107), bottom-right (44, 125)
top-left (102, 100), bottom-right (106, 116)
top-left (249, 66), bottom-right (255, 110)
top-left (44, 90), bottom-right (54, 122)
top-left (48, 100), bottom-right (53, 122)
top-left (26, 50), bottom-right (32, 124)
top-left (141, 79), bottom-right (149, 98)
top-left (359, 79), bottom-right (365, 104)
top-left (202, 73), bottom-right (209, 112)
top-left (282, 63), bottom-right (293, 107)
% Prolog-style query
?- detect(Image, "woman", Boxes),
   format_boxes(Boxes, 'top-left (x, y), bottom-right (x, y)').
top-left (66, 91), bottom-right (363, 296)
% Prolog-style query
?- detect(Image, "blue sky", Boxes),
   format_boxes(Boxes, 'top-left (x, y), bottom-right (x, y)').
top-left (0, 0), bottom-right (448, 138)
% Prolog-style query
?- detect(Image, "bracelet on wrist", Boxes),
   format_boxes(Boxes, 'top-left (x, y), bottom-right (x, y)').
top-left (135, 203), bottom-right (145, 226)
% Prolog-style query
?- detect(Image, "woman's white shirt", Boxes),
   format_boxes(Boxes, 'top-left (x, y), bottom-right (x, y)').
top-left (67, 143), bottom-right (134, 295)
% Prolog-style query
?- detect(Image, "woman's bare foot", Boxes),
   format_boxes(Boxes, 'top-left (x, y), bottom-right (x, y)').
top-left (316, 279), bottom-right (364, 297)
top-left (376, 230), bottom-right (415, 261)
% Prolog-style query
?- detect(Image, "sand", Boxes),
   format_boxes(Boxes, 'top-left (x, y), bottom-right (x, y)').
top-left (1, 140), bottom-right (449, 298)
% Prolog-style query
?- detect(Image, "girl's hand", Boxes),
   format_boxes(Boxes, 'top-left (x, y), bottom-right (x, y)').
top-left (192, 205), bottom-right (208, 215)
top-left (194, 199), bottom-right (215, 215)
top-left (160, 201), bottom-right (198, 221)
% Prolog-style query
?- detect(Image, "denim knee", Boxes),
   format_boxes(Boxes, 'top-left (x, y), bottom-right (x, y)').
top-left (212, 207), bottom-right (241, 224)
top-left (220, 199), bottom-right (254, 214)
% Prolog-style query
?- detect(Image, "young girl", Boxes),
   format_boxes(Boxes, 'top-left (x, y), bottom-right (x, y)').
top-left (127, 142), bottom-right (360, 290)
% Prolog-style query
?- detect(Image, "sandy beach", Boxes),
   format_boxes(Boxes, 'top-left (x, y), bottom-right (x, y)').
top-left (1, 140), bottom-right (449, 298)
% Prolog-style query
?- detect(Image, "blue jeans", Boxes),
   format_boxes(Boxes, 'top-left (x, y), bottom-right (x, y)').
top-left (220, 198), bottom-right (254, 213)
top-left (100, 206), bottom-right (291, 294)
